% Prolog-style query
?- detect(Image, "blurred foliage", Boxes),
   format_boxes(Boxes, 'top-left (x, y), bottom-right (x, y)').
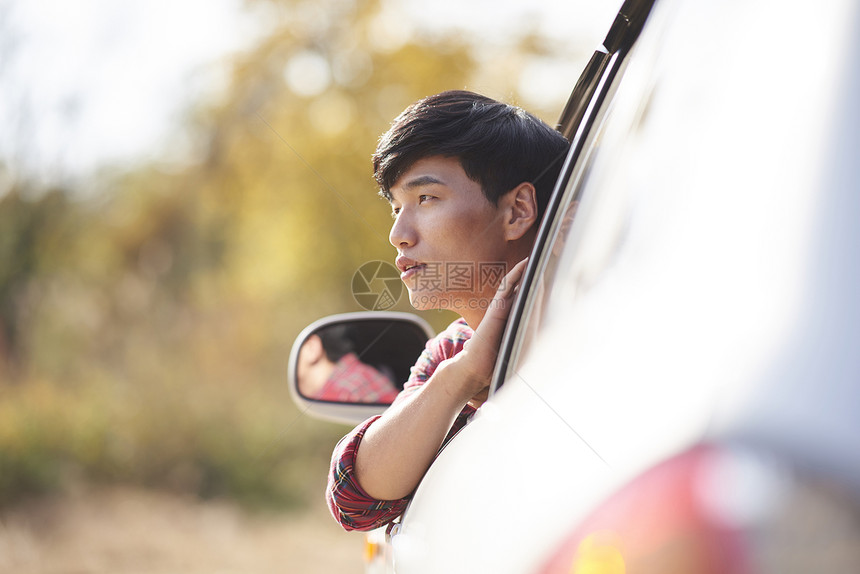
top-left (0, 0), bottom-right (573, 509)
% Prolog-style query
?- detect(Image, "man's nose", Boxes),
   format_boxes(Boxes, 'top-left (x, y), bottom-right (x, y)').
top-left (389, 210), bottom-right (417, 249)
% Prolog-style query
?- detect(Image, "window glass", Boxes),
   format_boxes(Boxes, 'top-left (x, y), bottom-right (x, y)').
top-left (502, 31), bottom-right (659, 385)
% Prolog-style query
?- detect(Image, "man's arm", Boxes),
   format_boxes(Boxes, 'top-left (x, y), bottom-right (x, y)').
top-left (354, 259), bottom-right (528, 501)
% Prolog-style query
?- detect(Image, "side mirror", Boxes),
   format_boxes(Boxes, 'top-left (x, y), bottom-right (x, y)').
top-left (288, 312), bottom-right (435, 425)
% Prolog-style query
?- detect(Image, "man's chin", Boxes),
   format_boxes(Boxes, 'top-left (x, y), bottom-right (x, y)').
top-left (408, 289), bottom-right (450, 312)
top-left (407, 290), bottom-right (430, 311)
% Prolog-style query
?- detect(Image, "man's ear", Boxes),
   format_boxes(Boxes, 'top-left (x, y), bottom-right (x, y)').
top-left (502, 182), bottom-right (538, 241)
top-left (303, 334), bottom-right (325, 364)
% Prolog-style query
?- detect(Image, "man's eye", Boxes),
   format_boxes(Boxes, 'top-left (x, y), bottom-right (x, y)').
top-left (418, 194), bottom-right (434, 203)
top-left (391, 207), bottom-right (401, 219)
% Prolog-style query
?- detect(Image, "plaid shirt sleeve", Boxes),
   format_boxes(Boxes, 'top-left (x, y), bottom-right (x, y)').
top-left (325, 319), bottom-right (475, 532)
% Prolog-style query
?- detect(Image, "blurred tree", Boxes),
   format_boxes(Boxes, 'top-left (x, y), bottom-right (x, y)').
top-left (188, 0), bottom-right (478, 309)
top-left (0, 183), bottom-right (68, 377)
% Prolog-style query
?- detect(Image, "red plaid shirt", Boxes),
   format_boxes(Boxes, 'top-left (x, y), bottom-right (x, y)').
top-left (316, 353), bottom-right (400, 403)
top-left (326, 319), bottom-right (476, 531)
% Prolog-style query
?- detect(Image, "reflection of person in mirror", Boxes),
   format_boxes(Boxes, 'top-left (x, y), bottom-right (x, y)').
top-left (327, 91), bottom-right (570, 532)
top-left (297, 331), bottom-right (399, 403)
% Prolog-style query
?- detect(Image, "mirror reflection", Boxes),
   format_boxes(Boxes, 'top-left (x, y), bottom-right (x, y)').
top-left (295, 320), bottom-right (429, 404)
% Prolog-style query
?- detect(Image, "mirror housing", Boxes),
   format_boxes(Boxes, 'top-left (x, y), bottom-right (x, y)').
top-left (288, 312), bottom-right (435, 425)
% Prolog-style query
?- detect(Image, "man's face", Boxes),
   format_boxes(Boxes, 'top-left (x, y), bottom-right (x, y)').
top-left (388, 156), bottom-right (512, 321)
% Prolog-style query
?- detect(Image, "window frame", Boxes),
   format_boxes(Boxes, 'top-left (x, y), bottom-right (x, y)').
top-left (489, 0), bottom-right (658, 395)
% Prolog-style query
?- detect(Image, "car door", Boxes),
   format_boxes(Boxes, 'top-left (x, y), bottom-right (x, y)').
top-left (388, 0), bottom-right (860, 572)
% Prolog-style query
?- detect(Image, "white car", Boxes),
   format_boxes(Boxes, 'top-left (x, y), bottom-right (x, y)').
top-left (289, 0), bottom-right (860, 571)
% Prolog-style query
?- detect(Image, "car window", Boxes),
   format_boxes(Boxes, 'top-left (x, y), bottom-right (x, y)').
top-left (488, 0), bottom-right (658, 395)
top-left (498, 7), bottom-right (661, 389)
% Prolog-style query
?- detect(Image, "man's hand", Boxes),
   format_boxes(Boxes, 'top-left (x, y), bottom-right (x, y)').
top-left (353, 258), bottom-right (529, 500)
top-left (441, 257), bottom-right (529, 407)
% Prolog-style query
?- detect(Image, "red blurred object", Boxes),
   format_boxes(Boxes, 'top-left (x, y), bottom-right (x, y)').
top-left (537, 445), bottom-right (750, 574)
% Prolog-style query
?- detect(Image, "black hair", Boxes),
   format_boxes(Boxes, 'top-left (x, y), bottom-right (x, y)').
top-left (316, 325), bottom-right (353, 363)
top-left (373, 90), bottom-right (570, 218)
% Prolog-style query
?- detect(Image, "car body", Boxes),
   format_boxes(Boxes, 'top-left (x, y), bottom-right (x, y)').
top-left (289, 0), bottom-right (860, 571)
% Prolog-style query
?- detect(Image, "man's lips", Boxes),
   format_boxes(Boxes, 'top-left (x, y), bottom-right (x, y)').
top-left (395, 256), bottom-right (426, 279)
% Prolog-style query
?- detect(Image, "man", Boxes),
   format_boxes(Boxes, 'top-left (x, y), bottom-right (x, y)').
top-left (327, 90), bottom-right (570, 531)
top-left (296, 330), bottom-right (400, 403)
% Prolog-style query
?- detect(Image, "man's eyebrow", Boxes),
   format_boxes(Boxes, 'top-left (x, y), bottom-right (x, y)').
top-left (401, 175), bottom-right (445, 190)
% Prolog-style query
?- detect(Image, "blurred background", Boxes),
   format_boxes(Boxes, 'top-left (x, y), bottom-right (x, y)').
top-left (0, 0), bottom-right (615, 570)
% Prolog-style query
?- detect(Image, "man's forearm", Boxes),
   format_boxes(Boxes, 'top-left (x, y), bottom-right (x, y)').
top-left (353, 360), bottom-right (471, 501)
top-left (353, 260), bottom-right (528, 501)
